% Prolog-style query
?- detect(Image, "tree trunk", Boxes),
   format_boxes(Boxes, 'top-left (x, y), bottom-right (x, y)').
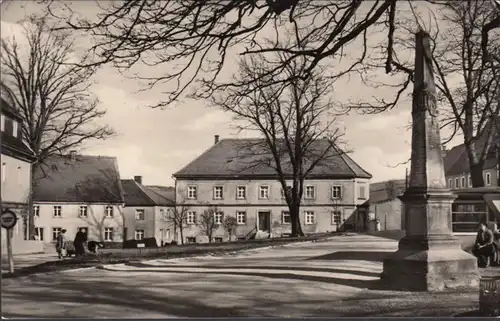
top-left (180, 226), bottom-right (184, 245)
top-left (289, 203), bottom-right (305, 237)
top-left (27, 165), bottom-right (37, 240)
top-left (470, 161), bottom-right (486, 187)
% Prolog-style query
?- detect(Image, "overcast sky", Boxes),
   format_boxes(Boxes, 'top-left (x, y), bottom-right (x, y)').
top-left (1, 1), bottom-right (462, 187)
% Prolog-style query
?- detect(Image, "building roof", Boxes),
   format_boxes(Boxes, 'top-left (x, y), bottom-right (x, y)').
top-left (146, 185), bottom-right (176, 203)
top-left (369, 179), bottom-right (407, 204)
top-left (1, 98), bottom-right (36, 162)
top-left (444, 117), bottom-right (500, 176)
top-left (121, 180), bottom-right (175, 207)
top-left (33, 154), bottom-right (125, 203)
top-left (173, 138), bottom-right (372, 179)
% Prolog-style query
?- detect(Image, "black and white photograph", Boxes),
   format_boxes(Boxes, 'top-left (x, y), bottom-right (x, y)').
top-left (1, 0), bottom-right (499, 318)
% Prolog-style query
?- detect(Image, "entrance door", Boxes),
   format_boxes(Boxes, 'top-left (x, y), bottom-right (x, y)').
top-left (258, 211), bottom-right (271, 232)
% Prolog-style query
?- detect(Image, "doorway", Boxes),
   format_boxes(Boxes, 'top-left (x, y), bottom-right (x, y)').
top-left (258, 211), bottom-right (271, 232)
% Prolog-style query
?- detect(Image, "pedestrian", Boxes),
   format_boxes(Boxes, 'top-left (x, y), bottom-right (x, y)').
top-left (73, 228), bottom-right (87, 256)
top-left (56, 229), bottom-right (67, 259)
top-left (472, 222), bottom-right (495, 268)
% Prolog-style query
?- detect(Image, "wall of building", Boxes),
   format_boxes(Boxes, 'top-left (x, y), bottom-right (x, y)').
top-left (122, 206), bottom-right (155, 241)
top-left (447, 167), bottom-right (499, 189)
top-left (371, 199), bottom-right (405, 231)
top-left (33, 203), bottom-right (124, 244)
top-left (174, 178), bottom-right (370, 243)
top-left (1, 153), bottom-right (31, 204)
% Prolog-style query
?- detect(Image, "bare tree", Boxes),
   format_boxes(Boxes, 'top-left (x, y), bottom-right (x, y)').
top-left (210, 51), bottom-right (347, 237)
top-left (164, 196), bottom-right (190, 245)
top-left (43, 0), bottom-right (410, 107)
top-left (223, 216), bottom-right (238, 242)
top-left (197, 206), bottom-right (220, 243)
top-left (348, 1), bottom-right (500, 187)
top-left (1, 16), bottom-right (114, 238)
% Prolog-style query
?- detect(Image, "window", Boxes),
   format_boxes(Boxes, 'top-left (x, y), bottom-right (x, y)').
top-left (105, 206), bottom-right (114, 217)
top-left (455, 178), bottom-right (459, 189)
top-left (4, 117), bottom-right (13, 136)
top-left (33, 206), bottom-right (40, 217)
top-left (104, 228), bottom-right (114, 241)
top-left (358, 185), bottom-right (367, 199)
top-left (0, 114), bottom-right (4, 131)
top-left (282, 211), bottom-right (291, 224)
top-left (79, 206), bottom-right (88, 217)
top-left (331, 211), bottom-right (342, 225)
top-left (485, 173), bottom-right (491, 186)
top-left (448, 179), bottom-right (452, 188)
top-left (305, 211), bottom-right (315, 225)
top-left (461, 176), bottom-right (466, 188)
top-left (12, 120), bottom-right (18, 138)
top-left (135, 209), bottom-right (145, 221)
top-left (236, 186), bottom-right (246, 199)
top-left (52, 227), bottom-right (62, 241)
top-left (305, 185), bottom-right (315, 199)
top-left (1, 162), bottom-right (5, 183)
top-left (53, 206), bottom-right (62, 217)
top-left (214, 237), bottom-right (223, 243)
top-left (259, 185), bottom-right (269, 199)
top-left (468, 175), bottom-right (472, 188)
top-left (35, 227), bottom-right (44, 241)
top-left (236, 211), bottom-right (246, 225)
top-left (331, 186), bottom-right (342, 199)
top-left (186, 237), bottom-right (196, 244)
top-left (214, 211), bottom-right (224, 224)
top-left (452, 202), bottom-right (488, 233)
top-left (134, 229), bottom-right (145, 240)
top-left (187, 211), bottom-right (196, 225)
top-left (214, 185), bottom-right (224, 200)
top-left (187, 186), bottom-right (197, 199)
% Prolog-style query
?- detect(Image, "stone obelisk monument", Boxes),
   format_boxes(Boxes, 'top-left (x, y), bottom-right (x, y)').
top-left (381, 31), bottom-right (479, 291)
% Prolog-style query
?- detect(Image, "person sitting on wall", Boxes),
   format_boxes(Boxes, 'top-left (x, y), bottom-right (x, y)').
top-left (472, 222), bottom-right (495, 268)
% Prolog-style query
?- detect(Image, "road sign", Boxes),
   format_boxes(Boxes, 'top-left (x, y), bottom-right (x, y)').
top-left (1, 210), bottom-right (18, 229)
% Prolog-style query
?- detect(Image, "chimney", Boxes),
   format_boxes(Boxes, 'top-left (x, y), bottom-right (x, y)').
top-left (69, 150), bottom-right (77, 161)
top-left (214, 135), bottom-right (220, 144)
top-left (134, 175), bottom-right (143, 185)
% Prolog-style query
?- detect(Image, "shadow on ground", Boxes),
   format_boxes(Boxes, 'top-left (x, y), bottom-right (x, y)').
top-left (307, 251), bottom-right (391, 262)
top-left (117, 263), bottom-right (385, 291)
top-left (2, 276), bottom-right (244, 318)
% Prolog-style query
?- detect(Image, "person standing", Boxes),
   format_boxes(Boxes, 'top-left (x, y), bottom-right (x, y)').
top-left (56, 229), bottom-right (67, 259)
top-left (73, 228), bottom-right (87, 256)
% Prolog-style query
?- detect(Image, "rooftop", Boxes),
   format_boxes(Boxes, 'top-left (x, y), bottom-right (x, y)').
top-left (33, 154), bottom-right (125, 204)
top-left (173, 138), bottom-right (372, 180)
top-left (121, 179), bottom-right (175, 207)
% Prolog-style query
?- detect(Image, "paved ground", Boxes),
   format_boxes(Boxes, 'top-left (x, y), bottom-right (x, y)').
top-left (1, 253), bottom-right (58, 274)
top-left (1, 234), bottom-right (497, 318)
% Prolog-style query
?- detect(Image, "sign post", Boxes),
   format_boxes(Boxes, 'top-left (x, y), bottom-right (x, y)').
top-left (1, 209), bottom-right (18, 274)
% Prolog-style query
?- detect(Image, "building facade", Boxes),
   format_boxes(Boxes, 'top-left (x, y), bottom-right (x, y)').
top-left (172, 136), bottom-right (372, 244)
top-left (1, 98), bottom-right (41, 254)
top-left (121, 176), bottom-right (174, 246)
top-left (369, 179), bottom-right (407, 231)
top-left (33, 153), bottom-right (125, 246)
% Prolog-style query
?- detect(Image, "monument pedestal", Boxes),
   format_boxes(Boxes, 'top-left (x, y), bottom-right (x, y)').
top-left (381, 190), bottom-right (479, 291)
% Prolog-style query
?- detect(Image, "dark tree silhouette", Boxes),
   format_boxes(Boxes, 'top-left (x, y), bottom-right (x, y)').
top-left (210, 51), bottom-right (348, 237)
top-left (1, 16), bottom-right (114, 238)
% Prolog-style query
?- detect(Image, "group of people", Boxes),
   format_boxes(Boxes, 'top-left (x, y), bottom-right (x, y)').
top-left (55, 228), bottom-right (89, 259)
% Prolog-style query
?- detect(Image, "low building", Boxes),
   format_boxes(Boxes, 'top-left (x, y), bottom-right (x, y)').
top-left (32, 152), bottom-right (125, 246)
top-left (1, 98), bottom-right (41, 254)
top-left (369, 179), bottom-right (407, 231)
top-left (121, 176), bottom-right (175, 246)
top-left (172, 136), bottom-right (372, 244)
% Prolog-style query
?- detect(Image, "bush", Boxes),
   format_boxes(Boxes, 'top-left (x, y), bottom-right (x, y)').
top-left (122, 237), bottom-right (158, 249)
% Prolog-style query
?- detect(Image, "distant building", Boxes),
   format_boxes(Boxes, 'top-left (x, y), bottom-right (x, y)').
top-left (444, 120), bottom-right (499, 189)
top-left (121, 176), bottom-right (174, 246)
top-left (1, 98), bottom-right (40, 254)
top-left (172, 136), bottom-right (372, 244)
top-left (369, 179), bottom-right (407, 231)
top-left (32, 153), bottom-right (125, 245)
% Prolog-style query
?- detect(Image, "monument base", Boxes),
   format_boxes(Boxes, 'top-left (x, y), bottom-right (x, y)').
top-left (381, 235), bottom-right (479, 291)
